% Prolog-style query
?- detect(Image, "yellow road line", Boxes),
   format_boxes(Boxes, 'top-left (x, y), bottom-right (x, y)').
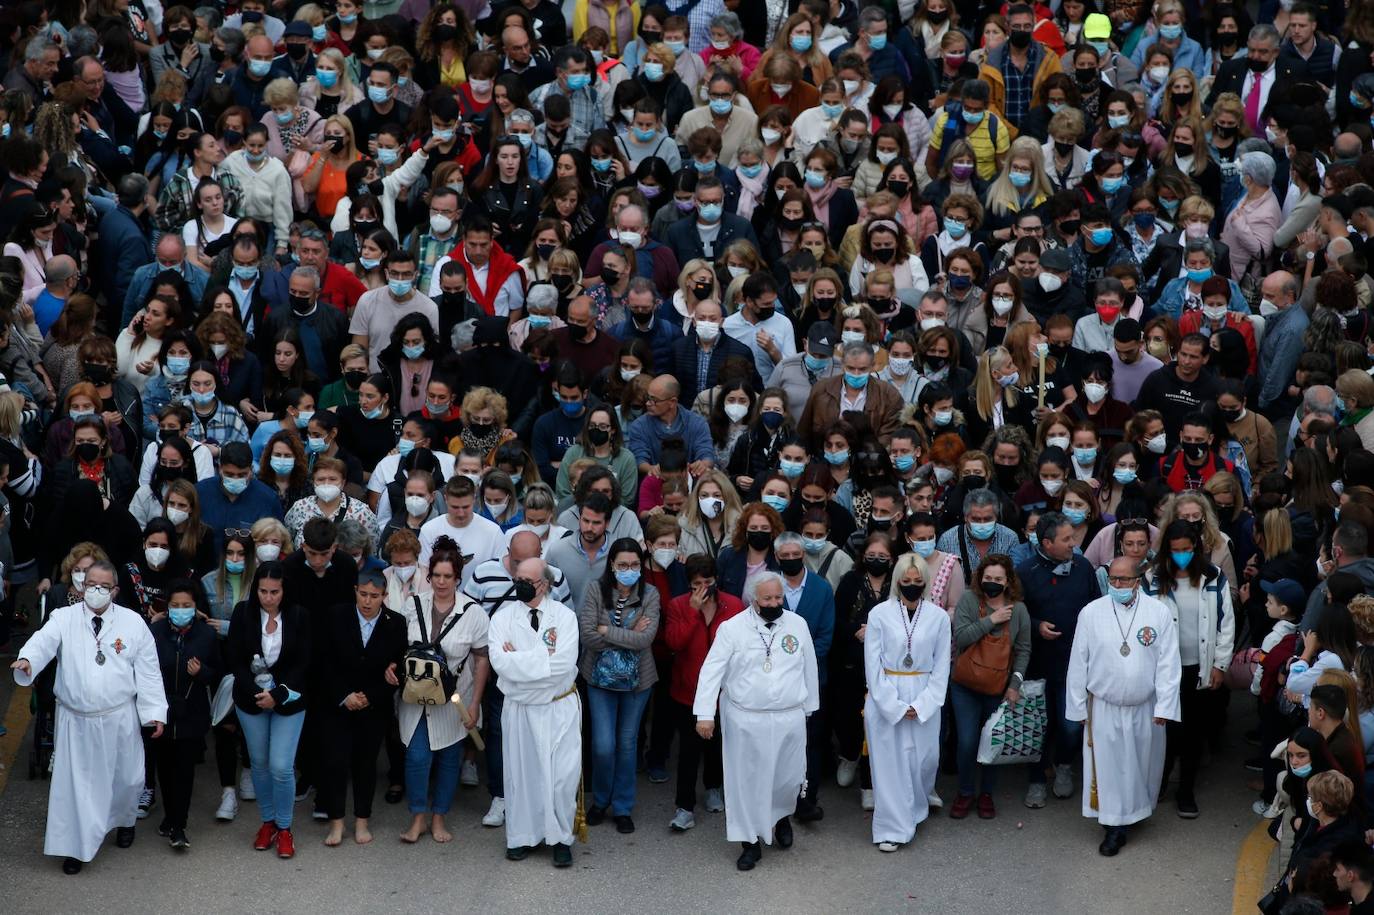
top-left (1232, 817), bottom-right (1276, 915)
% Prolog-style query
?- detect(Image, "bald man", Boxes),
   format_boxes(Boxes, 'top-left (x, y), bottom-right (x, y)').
top-left (35, 255), bottom-right (78, 337)
top-left (487, 557), bottom-right (581, 866)
top-left (551, 296), bottom-right (622, 383)
top-left (625, 374), bottom-right (716, 478)
top-left (1257, 270), bottom-right (1306, 423)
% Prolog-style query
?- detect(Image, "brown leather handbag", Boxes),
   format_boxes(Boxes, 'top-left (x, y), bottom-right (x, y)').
top-left (952, 602), bottom-right (1013, 696)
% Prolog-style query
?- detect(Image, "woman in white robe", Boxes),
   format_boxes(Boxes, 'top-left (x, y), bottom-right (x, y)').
top-left (864, 553), bottom-right (951, 851)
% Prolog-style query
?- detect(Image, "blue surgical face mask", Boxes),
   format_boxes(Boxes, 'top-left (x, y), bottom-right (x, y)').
top-left (388, 279), bottom-right (413, 297)
top-left (359, 256), bottom-right (382, 270)
top-left (1107, 113), bottom-right (1129, 129)
top-left (1089, 226), bottom-right (1114, 246)
top-left (377, 146), bottom-right (399, 166)
top-left (868, 31), bottom-right (887, 50)
top-left (1108, 585), bottom-right (1136, 604)
top-left (1293, 763), bottom-right (1313, 778)
top-left (738, 162), bottom-right (764, 179)
top-left (694, 158), bottom-right (717, 173)
top-left (666, 40), bottom-right (686, 54)
top-left (269, 456), bottom-right (295, 475)
top-left (312, 24), bottom-right (327, 41)
top-left (1186, 267), bottom-right (1213, 283)
top-left (632, 125), bottom-right (657, 143)
top-left (762, 493), bottom-right (790, 511)
top-left (802, 536), bottom-right (827, 554)
top-left (825, 449), bottom-right (849, 466)
top-left (402, 343), bottom-right (425, 359)
top-left (790, 33), bottom-right (812, 52)
top-left (169, 607), bottom-right (196, 628)
top-left (698, 202), bottom-right (723, 222)
top-left (396, 438), bottom-right (416, 455)
top-left (643, 61), bottom-right (665, 81)
top-left (248, 58), bottom-right (272, 77)
top-left (961, 108), bottom-right (984, 125)
top-left (362, 405), bottom-right (384, 420)
top-left (566, 73), bottom-right (591, 91)
top-left (969, 521), bottom-right (996, 540)
top-left (844, 372), bottom-right (869, 389)
top-left (190, 389), bottom-right (217, 406)
top-left (1089, 40), bottom-right (1108, 56)
top-left (528, 314), bottom-right (552, 328)
top-left (226, 558), bottom-right (246, 574)
top-left (1063, 507), bottom-right (1087, 526)
top-left (274, 110), bottom-right (293, 124)
top-left (1158, 23), bottom-right (1183, 40)
top-left (295, 410), bottom-right (314, 428)
top-left (892, 454), bottom-right (915, 472)
top-left (307, 436), bottom-right (328, 453)
top-left (1113, 467), bottom-right (1137, 485)
top-left (805, 169), bottom-right (828, 189)
top-left (233, 264), bottom-right (259, 281)
top-left (153, 128), bottom-right (169, 140)
top-left (804, 354), bottom-right (830, 373)
top-left (560, 399), bottom-right (584, 418)
top-left (821, 101), bottom-right (843, 119)
top-left (1171, 550), bottom-right (1194, 569)
top-left (166, 356), bottom-right (191, 375)
top-left (779, 459), bottom-right (804, 479)
top-left (912, 538), bottom-right (936, 557)
top-left (1009, 170), bottom-right (1031, 188)
top-left (591, 156), bottom-right (613, 172)
top-left (514, 132), bottom-right (532, 148)
top-left (222, 474), bottom-right (249, 495)
top-left (944, 217), bottom-right (967, 238)
top-left (709, 98), bottom-right (733, 116)
top-left (70, 409), bottom-right (94, 422)
top-left (432, 128), bottom-right (455, 142)
top-left (614, 568), bottom-right (640, 587)
top-left (1074, 447), bottom-right (1097, 466)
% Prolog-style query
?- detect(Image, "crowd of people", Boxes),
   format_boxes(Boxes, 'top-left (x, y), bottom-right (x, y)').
top-left (2, 0), bottom-right (1374, 899)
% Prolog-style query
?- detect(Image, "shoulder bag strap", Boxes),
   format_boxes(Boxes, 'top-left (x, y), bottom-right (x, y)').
top-left (412, 594), bottom-right (429, 643)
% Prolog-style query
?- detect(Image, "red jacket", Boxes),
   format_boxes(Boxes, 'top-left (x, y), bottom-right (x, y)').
top-left (319, 261), bottom-right (367, 314)
top-left (662, 591), bottom-right (745, 707)
top-left (1158, 448), bottom-right (1234, 494)
top-left (1178, 311), bottom-right (1258, 373)
top-left (449, 240), bottom-right (525, 316)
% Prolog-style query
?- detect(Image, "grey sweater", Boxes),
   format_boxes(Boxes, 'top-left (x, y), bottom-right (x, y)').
top-left (952, 591), bottom-right (1033, 687)
top-left (577, 579), bottom-right (661, 693)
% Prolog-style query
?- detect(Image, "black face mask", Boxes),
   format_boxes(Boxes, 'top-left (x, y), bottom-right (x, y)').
top-left (600, 267), bottom-right (621, 286)
top-left (286, 42), bottom-right (309, 60)
top-left (210, 45), bottom-right (226, 62)
top-left (994, 464), bottom-right (1019, 491)
top-left (1054, 140), bottom-right (1075, 156)
top-left (779, 215), bottom-right (803, 232)
top-left (925, 354), bottom-right (947, 370)
top-left (779, 556), bottom-right (805, 576)
top-left (1049, 343), bottom-right (1070, 361)
top-left (871, 247), bottom-right (896, 264)
top-left (467, 422), bottom-right (495, 439)
top-left (899, 581), bottom-right (925, 601)
top-left (863, 555), bottom-right (891, 576)
top-left (1220, 407), bottom-right (1243, 424)
top-left (168, 28), bottom-right (193, 47)
top-left (641, 29), bottom-right (662, 44)
top-left (1075, 66), bottom-right (1097, 84)
top-left (1174, 141), bottom-right (1194, 158)
top-left (754, 304), bottom-right (776, 322)
top-left (75, 442), bottom-right (101, 463)
top-left (1247, 56), bottom-right (1270, 73)
top-left (962, 474), bottom-right (986, 491)
top-left (812, 296), bottom-right (836, 312)
top-left (1171, 91), bottom-right (1193, 108)
top-left (1214, 123), bottom-right (1237, 139)
top-left (289, 293), bottom-right (314, 314)
top-left (1058, 218), bottom-right (1080, 237)
top-left (692, 280), bottom-right (713, 299)
top-left (433, 24), bottom-right (459, 43)
top-left (1181, 441), bottom-right (1207, 461)
top-left (83, 362), bottom-right (112, 385)
top-left (1008, 29), bottom-right (1032, 49)
top-left (568, 322), bottom-right (590, 340)
top-left (757, 603), bottom-right (784, 621)
top-left (886, 180), bottom-right (909, 198)
top-left (747, 529), bottom-right (773, 551)
top-left (982, 581), bottom-right (1006, 598)
top-left (588, 427), bottom-right (610, 446)
top-left (353, 220), bottom-right (379, 235)
top-left (926, 8), bottom-right (949, 22)
top-left (440, 291), bottom-right (468, 312)
top-left (509, 579), bottom-right (536, 603)
top-left (344, 369), bottom-right (368, 389)
top-left (551, 274), bottom-right (575, 293)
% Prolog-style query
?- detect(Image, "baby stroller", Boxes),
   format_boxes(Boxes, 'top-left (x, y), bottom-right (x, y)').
top-left (27, 592), bottom-right (54, 779)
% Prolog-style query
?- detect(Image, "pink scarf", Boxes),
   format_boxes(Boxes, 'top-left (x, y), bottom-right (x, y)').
top-left (736, 166), bottom-right (768, 220)
top-left (806, 181), bottom-right (838, 225)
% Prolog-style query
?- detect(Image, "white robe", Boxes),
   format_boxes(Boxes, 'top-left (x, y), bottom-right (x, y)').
top-left (14, 603), bottom-right (167, 861)
top-left (1065, 593), bottom-right (1182, 827)
top-left (487, 596), bottom-right (581, 849)
top-left (863, 598), bottom-right (951, 844)
top-left (693, 608), bottom-right (819, 845)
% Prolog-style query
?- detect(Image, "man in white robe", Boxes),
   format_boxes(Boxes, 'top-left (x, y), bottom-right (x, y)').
top-left (693, 572), bottom-right (819, 871)
top-left (1065, 557), bottom-right (1182, 856)
top-left (11, 560), bottom-right (167, 874)
top-left (487, 557), bottom-right (582, 867)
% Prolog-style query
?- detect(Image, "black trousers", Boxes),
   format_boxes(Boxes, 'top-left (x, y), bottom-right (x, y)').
top-left (153, 735), bottom-right (203, 830)
top-left (321, 709), bottom-right (389, 820)
top-left (673, 699), bottom-right (722, 811)
top-left (214, 718), bottom-right (250, 787)
top-left (801, 694), bottom-right (826, 806)
top-left (828, 669), bottom-right (872, 789)
top-left (644, 653), bottom-right (676, 768)
top-left (1163, 665), bottom-right (1221, 796)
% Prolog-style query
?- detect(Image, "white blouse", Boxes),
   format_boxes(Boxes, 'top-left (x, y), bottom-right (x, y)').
top-left (397, 592), bottom-right (490, 751)
top-left (260, 610), bottom-right (282, 667)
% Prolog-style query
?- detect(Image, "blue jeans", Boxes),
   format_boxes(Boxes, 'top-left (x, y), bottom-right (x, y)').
top-left (1027, 679), bottom-right (1083, 785)
top-left (951, 683), bottom-right (1004, 797)
top-left (405, 714), bottom-right (463, 815)
top-left (238, 708), bottom-right (305, 829)
top-left (483, 683), bottom-right (505, 798)
top-left (587, 686), bottom-right (652, 815)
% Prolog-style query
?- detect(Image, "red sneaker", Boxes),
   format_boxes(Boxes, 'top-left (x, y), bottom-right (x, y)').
top-left (949, 793), bottom-right (974, 819)
top-left (276, 828), bottom-right (295, 859)
top-left (253, 822), bottom-right (278, 850)
top-left (977, 793), bottom-right (996, 819)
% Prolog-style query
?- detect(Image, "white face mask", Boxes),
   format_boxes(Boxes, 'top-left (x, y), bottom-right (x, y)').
top-left (404, 494), bottom-right (430, 517)
top-left (1046, 435), bottom-right (1070, 451)
top-left (315, 483), bottom-right (342, 503)
top-left (727, 264), bottom-right (748, 278)
top-left (84, 585), bottom-right (112, 611)
top-left (761, 127), bottom-right (782, 145)
top-left (695, 320), bottom-right (721, 342)
top-left (933, 465), bottom-right (954, 484)
top-left (652, 547), bottom-right (678, 568)
top-left (841, 330), bottom-right (866, 346)
top-left (393, 565), bottom-right (417, 581)
top-left (1145, 433), bottom-right (1167, 454)
top-left (887, 356), bottom-right (913, 376)
top-left (876, 149), bottom-right (897, 165)
top-left (166, 506), bottom-right (190, 526)
top-left (1040, 477), bottom-right (1065, 495)
top-left (1259, 299), bottom-right (1280, 317)
top-left (211, 342), bottom-right (229, 358)
top-left (699, 495), bottom-right (724, 518)
top-left (724, 402), bottom-right (749, 423)
top-left (919, 317), bottom-right (945, 331)
top-left (1147, 65), bottom-right (1169, 83)
top-left (620, 107), bottom-right (635, 122)
top-left (1202, 304), bottom-right (1228, 322)
top-left (72, 570), bottom-right (87, 592)
top-left (526, 522), bottom-right (550, 537)
top-left (843, 79), bottom-right (860, 96)
top-left (1038, 272), bottom-right (1063, 293)
top-left (882, 103), bottom-right (902, 119)
top-left (145, 546), bottom-right (170, 568)
top-left (1083, 382), bottom-right (1108, 404)
top-left (485, 499), bottom-right (508, 516)
top-left (620, 367), bottom-right (640, 382)
top-left (991, 295), bottom-right (1014, 315)
top-left (617, 230), bottom-right (643, 249)
top-left (256, 543), bottom-right (281, 562)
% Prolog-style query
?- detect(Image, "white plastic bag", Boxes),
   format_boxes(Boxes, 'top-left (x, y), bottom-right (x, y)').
top-left (976, 678), bottom-right (1048, 766)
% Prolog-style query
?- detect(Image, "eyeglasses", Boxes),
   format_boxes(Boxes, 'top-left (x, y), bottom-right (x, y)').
top-left (1106, 575), bottom-right (1141, 586)
top-left (224, 527), bottom-right (252, 539)
top-left (84, 584), bottom-right (113, 596)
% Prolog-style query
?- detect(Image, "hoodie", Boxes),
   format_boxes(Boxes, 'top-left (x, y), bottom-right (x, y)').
top-left (1300, 557), bottom-right (1374, 632)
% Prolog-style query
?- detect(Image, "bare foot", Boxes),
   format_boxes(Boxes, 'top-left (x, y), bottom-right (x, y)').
top-left (354, 819), bottom-right (373, 845)
top-left (399, 814), bottom-right (429, 843)
top-left (324, 820), bottom-right (345, 847)
top-left (431, 814), bottom-right (453, 843)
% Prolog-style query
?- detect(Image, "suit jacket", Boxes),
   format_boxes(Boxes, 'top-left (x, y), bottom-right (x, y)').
top-left (227, 601), bottom-right (312, 715)
top-left (319, 603), bottom-right (407, 715)
top-left (665, 213), bottom-right (760, 265)
top-left (1140, 230), bottom-right (1233, 305)
top-left (797, 374), bottom-right (905, 451)
top-left (94, 205), bottom-right (155, 329)
top-left (669, 332), bottom-right (762, 403)
top-left (1205, 57), bottom-right (1309, 111)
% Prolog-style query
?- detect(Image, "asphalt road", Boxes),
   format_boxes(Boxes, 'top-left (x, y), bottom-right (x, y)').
top-left (0, 675), bottom-right (1262, 915)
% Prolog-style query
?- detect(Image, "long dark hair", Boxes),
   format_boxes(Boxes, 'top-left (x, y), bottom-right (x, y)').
top-left (598, 537), bottom-right (645, 610)
top-left (1151, 518), bottom-right (1207, 595)
top-left (246, 560), bottom-right (288, 612)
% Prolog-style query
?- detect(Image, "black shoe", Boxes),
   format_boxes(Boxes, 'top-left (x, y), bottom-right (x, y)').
top-left (585, 805), bottom-right (606, 826)
top-left (1098, 827), bottom-right (1128, 857)
top-left (795, 799), bottom-right (825, 823)
top-left (156, 821), bottom-right (172, 838)
top-left (614, 815), bottom-right (635, 834)
top-left (1176, 793), bottom-right (1199, 819)
top-left (1244, 756), bottom-right (1265, 773)
top-left (552, 843), bottom-right (572, 867)
top-left (169, 828), bottom-right (189, 850)
top-left (1244, 727), bottom-right (1260, 745)
top-left (115, 827), bottom-right (136, 848)
top-left (62, 857), bottom-right (82, 875)
top-left (506, 845), bottom-right (530, 861)
top-left (774, 816), bottom-right (793, 849)
top-left (736, 841), bottom-right (762, 871)
top-left (384, 785), bottom-right (404, 804)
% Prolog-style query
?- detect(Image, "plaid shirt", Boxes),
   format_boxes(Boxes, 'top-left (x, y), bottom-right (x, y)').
top-left (413, 231), bottom-right (459, 294)
top-left (188, 400), bottom-right (249, 449)
top-left (154, 167), bottom-right (244, 235)
top-left (530, 80), bottom-right (600, 147)
top-left (999, 41), bottom-right (1042, 128)
top-left (663, 0), bottom-right (726, 54)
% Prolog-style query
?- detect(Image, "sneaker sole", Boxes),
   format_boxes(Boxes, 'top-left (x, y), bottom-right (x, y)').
top-left (1177, 809), bottom-right (1200, 819)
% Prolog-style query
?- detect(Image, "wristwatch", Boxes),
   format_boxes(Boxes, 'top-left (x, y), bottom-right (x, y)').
top-left (1306, 251), bottom-right (1316, 261)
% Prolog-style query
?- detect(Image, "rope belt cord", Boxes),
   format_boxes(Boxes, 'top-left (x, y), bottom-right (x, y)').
top-left (883, 669), bottom-right (930, 676)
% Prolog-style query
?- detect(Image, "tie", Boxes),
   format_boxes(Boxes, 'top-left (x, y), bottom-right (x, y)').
top-left (92, 616), bottom-right (102, 637)
top-left (529, 608), bottom-right (540, 631)
top-left (766, 621), bottom-right (775, 630)
top-left (1244, 72), bottom-right (1263, 135)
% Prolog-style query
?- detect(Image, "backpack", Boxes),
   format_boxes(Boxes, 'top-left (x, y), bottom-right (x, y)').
top-left (936, 101), bottom-right (999, 170)
top-left (401, 596), bottom-right (470, 706)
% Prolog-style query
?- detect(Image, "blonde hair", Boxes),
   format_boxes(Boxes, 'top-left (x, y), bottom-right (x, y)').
top-left (1308, 769), bottom-right (1354, 816)
top-left (1337, 368), bottom-right (1374, 409)
top-left (1260, 507), bottom-right (1293, 558)
top-left (1048, 107), bottom-right (1084, 140)
top-left (60, 542), bottom-right (110, 586)
top-left (324, 114), bottom-right (359, 158)
top-left (1158, 491), bottom-right (1222, 556)
top-left (461, 386), bottom-right (509, 426)
top-left (263, 77), bottom-right (301, 108)
top-left (974, 346), bottom-right (1018, 418)
top-left (251, 517), bottom-right (294, 555)
top-left (1164, 68), bottom-right (1201, 120)
top-left (1206, 92), bottom-right (1251, 139)
top-left (678, 257), bottom-right (717, 304)
top-left (679, 468), bottom-right (744, 530)
top-left (314, 48), bottom-right (357, 94)
top-left (1317, 668), bottom-right (1364, 760)
top-left (985, 136), bottom-right (1053, 216)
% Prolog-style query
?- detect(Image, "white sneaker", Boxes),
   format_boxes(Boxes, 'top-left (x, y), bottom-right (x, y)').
top-left (704, 788), bottom-right (725, 812)
top-left (215, 787), bottom-right (238, 822)
top-left (877, 841), bottom-right (899, 853)
top-left (860, 788), bottom-right (875, 811)
top-left (1024, 783), bottom-right (1048, 808)
top-left (927, 790), bottom-right (943, 810)
top-left (460, 759), bottom-right (480, 787)
top-left (482, 796), bottom-right (506, 827)
top-left (238, 770), bottom-right (256, 801)
top-left (1253, 798), bottom-right (1280, 818)
top-left (836, 757), bottom-right (859, 788)
top-left (137, 788), bottom-right (155, 819)
top-left (1052, 764), bottom-right (1075, 799)
top-left (669, 808), bottom-right (696, 832)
